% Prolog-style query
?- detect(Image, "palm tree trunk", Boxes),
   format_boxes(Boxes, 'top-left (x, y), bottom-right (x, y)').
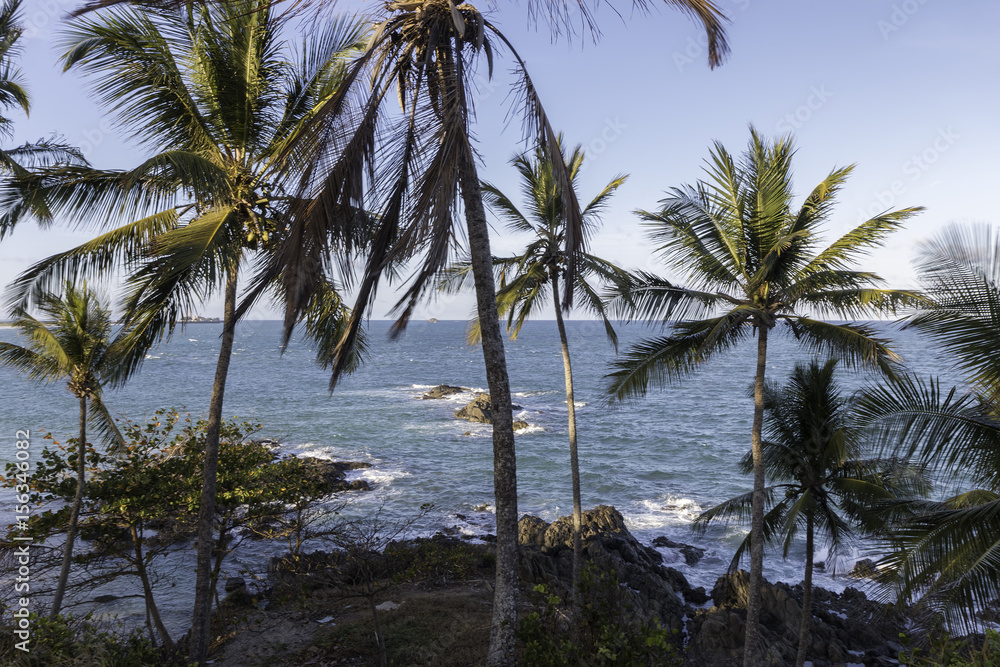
top-left (189, 266), bottom-right (239, 665)
top-left (132, 524), bottom-right (173, 650)
top-left (743, 323), bottom-right (769, 667)
top-left (459, 142), bottom-right (519, 667)
top-left (49, 395), bottom-right (87, 618)
top-left (551, 272), bottom-right (583, 594)
top-left (796, 516), bottom-right (814, 667)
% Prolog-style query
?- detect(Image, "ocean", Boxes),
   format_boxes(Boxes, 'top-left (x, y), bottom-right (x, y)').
top-left (0, 319), bottom-right (958, 635)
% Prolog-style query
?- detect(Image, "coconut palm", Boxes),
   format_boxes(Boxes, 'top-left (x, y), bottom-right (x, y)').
top-left (445, 140), bottom-right (627, 593)
top-left (856, 223), bottom-right (1000, 632)
top-left (0, 0), bottom-right (86, 218)
top-left (696, 359), bottom-right (926, 667)
top-left (0, 282), bottom-right (131, 618)
top-left (606, 128), bottom-right (922, 665)
top-left (1, 4), bottom-right (367, 660)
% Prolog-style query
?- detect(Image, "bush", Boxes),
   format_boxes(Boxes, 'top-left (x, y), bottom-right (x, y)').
top-left (0, 613), bottom-right (163, 667)
top-left (899, 628), bottom-right (1000, 666)
top-left (516, 564), bottom-right (682, 666)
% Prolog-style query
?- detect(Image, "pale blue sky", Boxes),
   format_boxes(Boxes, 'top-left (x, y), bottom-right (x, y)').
top-left (2, 0), bottom-right (998, 320)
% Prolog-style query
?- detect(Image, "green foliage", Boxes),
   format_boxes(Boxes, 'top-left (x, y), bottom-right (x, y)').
top-left (898, 629), bottom-right (1000, 666)
top-left (0, 613), bottom-right (161, 667)
top-left (517, 566), bottom-right (682, 666)
top-left (0, 409), bottom-right (348, 645)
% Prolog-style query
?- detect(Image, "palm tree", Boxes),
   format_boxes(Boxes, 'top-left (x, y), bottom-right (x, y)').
top-left (696, 359), bottom-right (925, 667)
top-left (2, 4), bottom-right (367, 660)
top-left (0, 282), bottom-right (130, 618)
top-left (446, 140), bottom-right (627, 593)
top-left (856, 223), bottom-right (1000, 632)
top-left (606, 128), bottom-right (922, 666)
top-left (0, 0), bottom-right (87, 222)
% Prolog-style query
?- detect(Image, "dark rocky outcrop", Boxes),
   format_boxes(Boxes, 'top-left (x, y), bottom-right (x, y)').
top-left (420, 384), bottom-right (469, 399)
top-left (516, 505), bottom-right (915, 666)
top-left (297, 458), bottom-right (373, 492)
top-left (454, 393), bottom-right (528, 430)
top-left (517, 506), bottom-right (695, 633)
top-left (685, 570), bottom-right (913, 666)
top-left (652, 536), bottom-right (706, 565)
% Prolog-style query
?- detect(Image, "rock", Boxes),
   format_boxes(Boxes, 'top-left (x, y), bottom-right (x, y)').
top-left (421, 384), bottom-right (469, 399)
top-left (348, 480), bottom-right (370, 491)
top-left (518, 505), bottom-right (688, 633)
top-left (94, 594), bottom-right (119, 603)
top-left (518, 515), bottom-right (549, 547)
top-left (850, 558), bottom-right (878, 579)
top-left (225, 577), bottom-right (247, 593)
top-left (375, 601), bottom-right (402, 611)
top-left (513, 420), bottom-right (530, 431)
top-left (651, 536), bottom-right (706, 565)
top-left (454, 393), bottom-right (523, 424)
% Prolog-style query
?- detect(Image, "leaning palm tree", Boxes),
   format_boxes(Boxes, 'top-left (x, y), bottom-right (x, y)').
top-left (606, 127), bottom-right (922, 666)
top-left (696, 359), bottom-right (926, 667)
top-left (446, 140), bottom-right (627, 593)
top-left (856, 223), bottom-right (1000, 633)
top-left (2, 4), bottom-right (367, 661)
top-left (0, 282), bottom-right (130, 618)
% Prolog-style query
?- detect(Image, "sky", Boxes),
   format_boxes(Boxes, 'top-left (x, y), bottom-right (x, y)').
top-left (2, 0), bottom-right (998, 321)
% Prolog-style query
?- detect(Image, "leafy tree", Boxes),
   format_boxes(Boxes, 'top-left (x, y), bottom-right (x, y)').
top-left (606, 128), bottom-right (922, 665)
top-left (446, 139), bottom-right (627, 592)
top-left (1, 4), bottom-right (367, 661)
top-left (856, 223), bottom-right (1000, 632)
top-left (696, 359), bottom-right (926, 667)
top-left (0, 283), bottom-right (131, 618)
top-left (3, 408), bottom-right (352, 650)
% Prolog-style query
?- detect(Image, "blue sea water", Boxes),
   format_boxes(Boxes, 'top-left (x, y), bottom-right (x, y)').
top-left (0, 319), bottom-right (959, 634)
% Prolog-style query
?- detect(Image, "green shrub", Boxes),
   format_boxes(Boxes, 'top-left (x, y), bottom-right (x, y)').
top-left (899, 628), bottom-right (1000, 666)
top-left (0, 613), bottom-right (163, 667)
top-left (516, 564), bottom-right (682, 666)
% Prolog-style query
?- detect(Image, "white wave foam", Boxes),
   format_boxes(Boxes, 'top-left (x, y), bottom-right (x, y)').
top-left (346, 467), bottom-right (411, 486)
top-left (145, 354), bottom-right (160, 360)
top-left (188, 339), bottom-right (198, 342)
top-left (626, 496), bottom-right (705, 530)
top-left (514, 424), bottom-right (544, 435)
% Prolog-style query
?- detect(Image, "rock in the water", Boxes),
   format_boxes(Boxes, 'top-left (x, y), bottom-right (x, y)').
top-left (348, 480), bottom-right (370, 491)
top-left (421, 384), bottom-right (469, 399)
top-left (454, 393), bottom-right (525, 428)
top-left (652, 536), bottom-right (707, 565)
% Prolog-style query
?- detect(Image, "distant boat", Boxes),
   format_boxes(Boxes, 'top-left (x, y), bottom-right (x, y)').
top-left (180, 314), bottom-right (221, 323)
top-left (427, 318), bottom-right (439, 323)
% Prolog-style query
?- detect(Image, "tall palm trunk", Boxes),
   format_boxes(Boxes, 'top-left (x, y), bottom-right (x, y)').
top-left (551, 271), bottom-right (582, 593)
top-left (744, 322), bottom-right (770, 667)
top-left (49, 395), bottom-right (87, 618)
top-left (132, 524), bottom-right (173, 650)
top-left (189, 266), bottom-right (239, 664)
top-left (796, 515), bottom-right (814, 667)
top-left (460, 140), bottom-right (519, 666)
